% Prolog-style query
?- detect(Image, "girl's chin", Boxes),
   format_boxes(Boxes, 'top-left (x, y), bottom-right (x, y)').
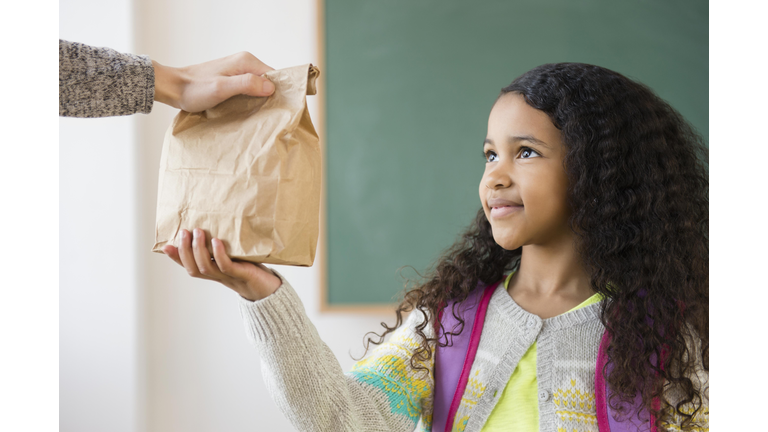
top-left (493, 234), bottom-right (522, 251)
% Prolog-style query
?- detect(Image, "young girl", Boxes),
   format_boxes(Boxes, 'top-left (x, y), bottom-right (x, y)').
top-left (163, 63), bottom-right (709, 432)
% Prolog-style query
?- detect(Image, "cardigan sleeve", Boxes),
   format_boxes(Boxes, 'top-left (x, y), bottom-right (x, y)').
top-left (59, 39), bottom-right (155, 118)
top-left (237, 270), bottom-right (435, 432)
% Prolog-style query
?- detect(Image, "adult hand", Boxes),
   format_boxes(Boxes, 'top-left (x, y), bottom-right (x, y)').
top-left (153, 52), bottom-right (275, 113)
top-left (162, 228), bottom-right (282, 301)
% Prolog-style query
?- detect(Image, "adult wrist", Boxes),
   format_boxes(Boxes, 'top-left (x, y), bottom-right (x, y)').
top-left (152, 60), bottom-right (184, 108)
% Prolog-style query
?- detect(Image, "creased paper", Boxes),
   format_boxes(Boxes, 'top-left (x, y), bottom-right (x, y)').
top-left (152, 64), bottom-right (321, 266)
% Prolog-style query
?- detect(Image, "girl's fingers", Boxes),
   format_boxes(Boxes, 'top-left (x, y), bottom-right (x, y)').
top-left (191, 228), bottom-right (224, 279)
top-left (162, 245), bottom-right (182, 266)
top-left (211, 238), bottom-right (242, 277)
top-left (211, 238), bottom-right (260, 282)
top-left (177, 229), bottom-right (207, 279)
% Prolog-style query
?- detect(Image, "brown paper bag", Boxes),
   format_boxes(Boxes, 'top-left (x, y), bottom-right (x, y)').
top-left (152, 64), bottom-right (321, 266)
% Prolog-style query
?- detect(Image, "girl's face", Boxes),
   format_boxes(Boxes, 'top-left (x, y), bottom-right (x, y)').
top-left (479, 93), bottom-right (572, 250)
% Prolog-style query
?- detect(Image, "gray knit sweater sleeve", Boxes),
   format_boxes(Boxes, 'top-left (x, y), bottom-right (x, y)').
top-left (237, 270), bottom-right (434, 432)
top-left (59, 39), bottom-right (155, 117)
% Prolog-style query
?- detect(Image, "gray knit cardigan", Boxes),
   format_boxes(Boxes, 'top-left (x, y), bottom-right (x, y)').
top-left (237, 270), bottom-right (709, 432)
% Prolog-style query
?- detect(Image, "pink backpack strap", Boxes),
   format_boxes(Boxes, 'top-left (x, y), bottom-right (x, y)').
top-left (595, 331), bottom-right (614, 431)
top-left (595, 331), bottom-right (666, 432)
top-left (432, 280), bottom-right (500, 432)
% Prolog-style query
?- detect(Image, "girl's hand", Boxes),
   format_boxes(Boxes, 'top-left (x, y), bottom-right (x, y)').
top-left (162, 228), bottom-right (282, 301)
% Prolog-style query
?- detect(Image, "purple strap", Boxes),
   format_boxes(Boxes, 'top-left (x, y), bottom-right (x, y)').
top-left (596, 332), bottom-right (661, 432)
top-left (432, 281), bottom-right (499, 432)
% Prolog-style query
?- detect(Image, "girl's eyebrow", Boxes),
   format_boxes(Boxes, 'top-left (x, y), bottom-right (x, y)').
top-left (483, 135), bottom-right (551, 149)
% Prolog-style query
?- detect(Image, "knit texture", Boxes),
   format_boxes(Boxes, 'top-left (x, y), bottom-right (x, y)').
top-left (460, 283), bottom-right (605, 432)
top-left (238, 270), bottom-right (429, 432)
top-left (238, 269), bottom-right (708, 432)
top-left (482, 277), bottom-right (604, 432)
top-left (59, 39), bottom-right (154, 117)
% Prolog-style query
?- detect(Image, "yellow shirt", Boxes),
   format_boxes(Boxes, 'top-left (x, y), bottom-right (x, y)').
top-left (480, 273), bottom-right (602, 432)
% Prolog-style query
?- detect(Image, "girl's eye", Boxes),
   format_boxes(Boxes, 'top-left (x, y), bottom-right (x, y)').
top-left (519, 147), bottom-right (541, 159)
top-left (484, 150), bottom-right (498, 163)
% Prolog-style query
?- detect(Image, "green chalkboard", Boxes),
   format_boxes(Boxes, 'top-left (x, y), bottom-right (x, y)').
top-left (324, 0), bottom-right (708, 306)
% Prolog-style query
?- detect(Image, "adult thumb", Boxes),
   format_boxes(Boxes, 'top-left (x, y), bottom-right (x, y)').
top-left (216, 74), bottom-right (275, 101)
top-left (222, 73), bottom-right (275, 99)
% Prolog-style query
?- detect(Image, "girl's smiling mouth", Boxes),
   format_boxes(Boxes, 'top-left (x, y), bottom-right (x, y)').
top-left (490, 205), bottom-right (523, 218)
top-left (487, 197), bottom-right (524, 218)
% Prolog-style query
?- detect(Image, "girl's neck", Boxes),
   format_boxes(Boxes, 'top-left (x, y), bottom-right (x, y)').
top-left (507, 235), bottom-right (595, 318)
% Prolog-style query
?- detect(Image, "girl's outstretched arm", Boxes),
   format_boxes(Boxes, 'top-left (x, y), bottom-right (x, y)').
top-left (163, 229), bottom-right (434, 432)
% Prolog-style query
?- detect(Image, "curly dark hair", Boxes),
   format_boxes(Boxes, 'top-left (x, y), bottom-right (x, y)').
top-left (360, 63), bottom-right (708, 429)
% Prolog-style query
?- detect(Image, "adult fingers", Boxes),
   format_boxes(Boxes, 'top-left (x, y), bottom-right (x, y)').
top-left (220, 51), bottom-right (275, 98)
top-left (191, 228), bottom-right (225, 279)
top-left (228, 51), bottom-right (274, 75)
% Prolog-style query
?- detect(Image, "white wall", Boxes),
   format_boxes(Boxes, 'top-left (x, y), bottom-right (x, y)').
top-left (61, 1), bottom-right (393, 431)
top-left (59, 1), bottom-right (139, 431)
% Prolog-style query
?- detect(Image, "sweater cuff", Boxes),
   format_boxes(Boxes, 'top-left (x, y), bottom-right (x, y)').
top-left (237, 269), bottom-right (312, 344)
top-left (136, 54), bottom-right (155, 114)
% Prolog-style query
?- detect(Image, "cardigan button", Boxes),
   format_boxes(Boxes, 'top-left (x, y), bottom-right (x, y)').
top-left (538, 390), bottom-right (551, 402)
top-left (527, 318), bottom-right (538, 328)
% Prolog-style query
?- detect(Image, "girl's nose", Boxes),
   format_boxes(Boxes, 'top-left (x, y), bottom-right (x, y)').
top-left (485, 179), bottom-right (510, 190)
top-left (484, 166), bottom-right (513, 190)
